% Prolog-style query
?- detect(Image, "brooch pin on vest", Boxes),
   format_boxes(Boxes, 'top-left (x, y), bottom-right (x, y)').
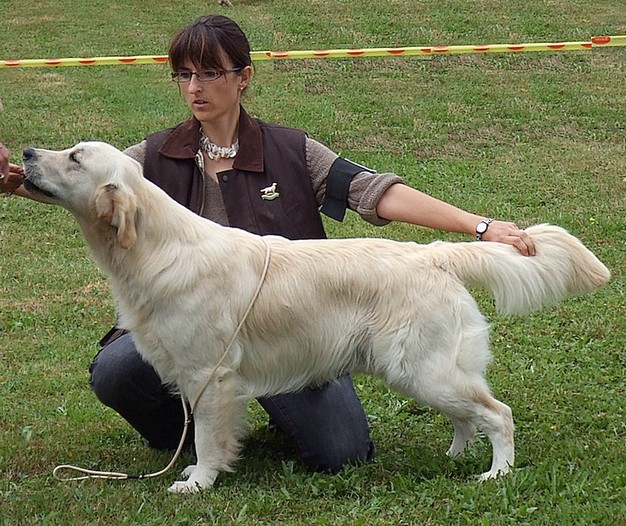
top-left (260, 183), bottom-right (280, 201)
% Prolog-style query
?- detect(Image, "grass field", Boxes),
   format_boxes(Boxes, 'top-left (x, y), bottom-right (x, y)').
top-left (1, 1), bottom-right (625, 524)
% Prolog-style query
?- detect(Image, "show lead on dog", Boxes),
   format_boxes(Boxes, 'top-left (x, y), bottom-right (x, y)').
top-left (14, 15), bottom-right (535, 474)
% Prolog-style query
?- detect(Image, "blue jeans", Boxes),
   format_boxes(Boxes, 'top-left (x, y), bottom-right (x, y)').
top-left (89, 332), bottom-right (374, 473)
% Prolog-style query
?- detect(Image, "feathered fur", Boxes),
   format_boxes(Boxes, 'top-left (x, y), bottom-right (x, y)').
top-left (23, 141), bottom-right (610, 492)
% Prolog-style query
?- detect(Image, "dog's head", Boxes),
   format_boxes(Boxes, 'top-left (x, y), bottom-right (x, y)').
top-left (23, 141), bottom-right (140, 249)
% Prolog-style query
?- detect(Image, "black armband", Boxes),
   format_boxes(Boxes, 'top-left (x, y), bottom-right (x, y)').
top-left (320, 157), bottom-right (376, 221)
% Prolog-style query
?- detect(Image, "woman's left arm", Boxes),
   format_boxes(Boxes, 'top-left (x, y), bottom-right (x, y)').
top-left (376, 183), bottom-right (535, 256)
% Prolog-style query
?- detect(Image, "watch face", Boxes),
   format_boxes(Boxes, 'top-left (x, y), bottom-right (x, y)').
top-left (476, 222), bottom-right (488, 234)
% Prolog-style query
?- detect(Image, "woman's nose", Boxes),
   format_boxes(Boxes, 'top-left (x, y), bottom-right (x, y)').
top-left (187, 75), bottom-right (202, 92)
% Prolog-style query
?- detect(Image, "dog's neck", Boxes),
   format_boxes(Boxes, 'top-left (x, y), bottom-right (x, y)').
top-left (80, 179), bottom-right (263, 294)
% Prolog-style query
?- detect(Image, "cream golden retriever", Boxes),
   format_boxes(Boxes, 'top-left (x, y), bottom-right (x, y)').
top-left (23, 141), bottom-right (610, 493)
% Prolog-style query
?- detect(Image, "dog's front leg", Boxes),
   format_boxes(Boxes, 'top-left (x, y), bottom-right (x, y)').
top-left (168, 368), bottom-right (242, 493)
top-left (168, 427), bottom-right (221, 494)
top-left (167, 410), bottom-right (219, 493)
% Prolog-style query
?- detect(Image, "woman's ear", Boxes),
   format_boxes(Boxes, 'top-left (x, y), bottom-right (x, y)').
top-left (239, 65), bottom-right (253, 91)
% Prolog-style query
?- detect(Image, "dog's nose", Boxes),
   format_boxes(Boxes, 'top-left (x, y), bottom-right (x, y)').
top-left (23, 147), bottom-right (37, 161)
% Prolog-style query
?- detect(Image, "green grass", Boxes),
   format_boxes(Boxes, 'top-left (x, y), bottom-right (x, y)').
top-left (1, 1), bottom-right (625, 524)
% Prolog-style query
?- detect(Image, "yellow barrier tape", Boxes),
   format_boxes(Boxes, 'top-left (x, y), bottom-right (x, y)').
top-left (591, 35), bottom-right (626, 47)
top-left (1, 36), bottom-right (623, 69)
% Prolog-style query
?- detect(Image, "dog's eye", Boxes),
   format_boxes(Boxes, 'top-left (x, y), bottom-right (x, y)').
top-left (69, 151), bottom-right (81, 164)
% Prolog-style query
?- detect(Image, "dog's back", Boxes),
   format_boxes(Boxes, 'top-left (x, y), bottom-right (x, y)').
top-left (234, 224), bottom-right (609, 393)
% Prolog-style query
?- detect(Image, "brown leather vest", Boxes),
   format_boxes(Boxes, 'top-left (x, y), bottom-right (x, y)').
top-left (142, 108), bottom-right (327, 241)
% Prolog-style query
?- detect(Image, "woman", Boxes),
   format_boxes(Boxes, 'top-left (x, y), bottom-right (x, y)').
top-left (86, 14), bottom-right (534, 474)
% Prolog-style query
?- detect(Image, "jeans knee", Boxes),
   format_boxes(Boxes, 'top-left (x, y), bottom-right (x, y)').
top-left (89, 335), bottom-right (164, 412)
top-left (301, 436), bottom-right (375, 473)
top-left (259, 376), bottom-right (376, 473)
top-left (89, 351), bottom-right (129, 409)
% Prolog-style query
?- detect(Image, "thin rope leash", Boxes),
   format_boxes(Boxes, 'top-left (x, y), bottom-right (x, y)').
top-left (53, 240), bottom-right (271, 483)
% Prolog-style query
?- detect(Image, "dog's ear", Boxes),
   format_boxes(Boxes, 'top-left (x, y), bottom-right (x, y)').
top-left (94, 183), bottom-right (138, 249)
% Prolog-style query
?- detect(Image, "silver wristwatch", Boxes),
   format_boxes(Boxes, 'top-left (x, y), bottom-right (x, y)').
top-left (475, 218), bottom-right (494, 241)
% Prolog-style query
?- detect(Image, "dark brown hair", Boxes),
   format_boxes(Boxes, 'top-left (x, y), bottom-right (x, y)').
top-left (168, 15), bottom-right (252, 72)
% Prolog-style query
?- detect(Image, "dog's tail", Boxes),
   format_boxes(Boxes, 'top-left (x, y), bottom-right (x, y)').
top-left (436, 224), bottom-right (610, 315)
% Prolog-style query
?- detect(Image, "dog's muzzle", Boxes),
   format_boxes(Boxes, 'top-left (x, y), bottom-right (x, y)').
top-left (22, 147), bottom-right (56, 198)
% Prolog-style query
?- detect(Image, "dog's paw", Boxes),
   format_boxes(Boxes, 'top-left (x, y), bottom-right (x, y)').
top-left (168, 480), bottom-right (204, 493)
top-left (181, 464), bottom-right (196, 479)
top-left (446, 445), bottom-right (465, 458)
top-left (477, 465), bottom-right (511, 481)
top-left (167, 467), bottom-right (219, 493)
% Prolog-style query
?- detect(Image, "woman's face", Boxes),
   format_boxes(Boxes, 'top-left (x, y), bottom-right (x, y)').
top-left (177, 58), bottom-right (252, 124)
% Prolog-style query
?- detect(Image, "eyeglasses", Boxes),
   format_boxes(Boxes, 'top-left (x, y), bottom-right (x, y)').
top-left (171, 67), bottom-right (243, 83)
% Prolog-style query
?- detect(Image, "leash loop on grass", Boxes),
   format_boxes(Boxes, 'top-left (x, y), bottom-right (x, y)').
top-left (53, 465), bottom-right (131, 481)
top-left (52, 399), bottom-right (192, 482)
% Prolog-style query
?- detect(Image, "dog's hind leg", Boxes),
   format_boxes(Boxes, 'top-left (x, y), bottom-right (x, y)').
top-left (437, 305), bottom-right (514, 478)
top-left (389, 364), bottom-right (514, 480)
top-left (464, 390), bottom-right (514, 480)
top-left (429, 383), bottom-right (514, 480)
top-left (168, 368), bottom-right (243, 493)
top-left (394, 353), bottom-right (514, 480)
top-left (446, 417), bottom-right (477, 458)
